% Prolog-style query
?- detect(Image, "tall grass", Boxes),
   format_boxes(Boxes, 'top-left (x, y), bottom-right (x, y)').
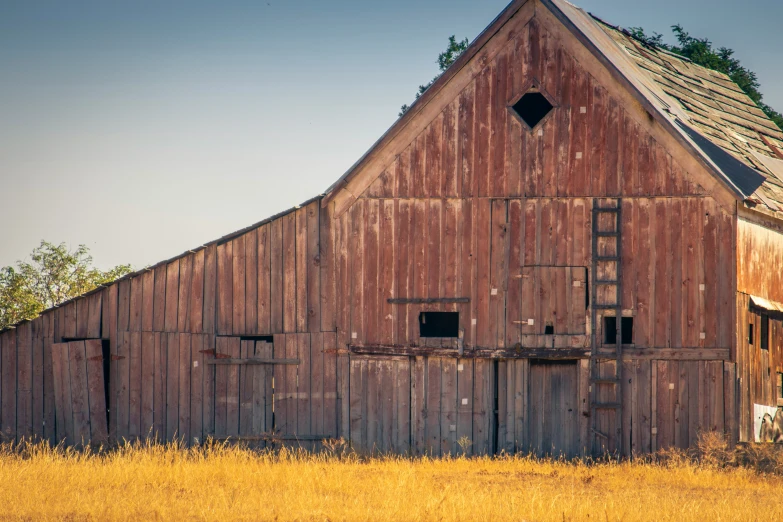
top-left (1, 434), bottom-right (781, 521)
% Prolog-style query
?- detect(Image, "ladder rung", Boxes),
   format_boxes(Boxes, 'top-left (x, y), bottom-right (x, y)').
top-left (594, 280), bottom-right (618, 285)
top-left (595, 256), bottom-right (620, 261)
top-left (592, 207), bottom-right (620, 213)
top-left (592, 304), bottom-right (620, 310)
top-left (595, 231), bottom-right (619, 237)
top-left (592, 403), bottom-right (622, 409)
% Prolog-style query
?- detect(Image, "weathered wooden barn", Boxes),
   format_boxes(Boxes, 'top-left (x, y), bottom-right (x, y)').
top-left (3, 0), bottom-right (783, 457)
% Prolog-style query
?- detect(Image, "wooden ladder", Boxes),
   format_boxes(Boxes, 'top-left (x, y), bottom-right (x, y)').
top-left (589, 198), bottom-right (623, 455)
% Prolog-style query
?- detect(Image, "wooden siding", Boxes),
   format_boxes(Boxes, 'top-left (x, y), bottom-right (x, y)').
top-left (737, 217), bottom-right (783, 302)
top-left (334, 197), bottom-right (733, 352)
top-left (0, 6), bottom-right (743, 454)
top-left (363, 17), bottom-right (706, 202)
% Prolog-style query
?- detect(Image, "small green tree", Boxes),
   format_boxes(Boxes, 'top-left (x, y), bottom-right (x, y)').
top-left (0, 241), bottom-right (132, 329)
top-left (629, 25), bottom-right (783, 130)
top-left (400, 35), bottom-right (470, 116)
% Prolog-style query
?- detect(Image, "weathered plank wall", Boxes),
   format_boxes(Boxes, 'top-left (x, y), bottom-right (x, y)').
top-left (0, 6), bottom-right (742, 454)
top-left (735, 217), bottom-right (783, 441)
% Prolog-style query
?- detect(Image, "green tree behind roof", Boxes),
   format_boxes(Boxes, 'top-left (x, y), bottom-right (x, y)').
top-left (629, 25), bottom-right (783, 131)
top-left (0, 241), bottom-right (132, 330)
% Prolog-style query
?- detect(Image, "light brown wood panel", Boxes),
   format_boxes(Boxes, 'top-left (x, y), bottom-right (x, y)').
top-left (527, 360), bottom-right (579, 458)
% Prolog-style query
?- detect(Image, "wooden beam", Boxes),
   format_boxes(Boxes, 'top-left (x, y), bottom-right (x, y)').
top-left (340, 344), bottom-right (590, 360)
top-left (387, 297), bottom-right (470, 304)
top-left (212, 434), bottom-right (331, 442)
top-left (205, 358), bottom-right (300, 366)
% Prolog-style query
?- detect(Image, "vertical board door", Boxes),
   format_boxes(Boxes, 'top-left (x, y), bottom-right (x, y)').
top-left (527, 360), bottom-right (579, 457)
top-left (349, 356), bottom-right (411, 454)
top-left (213, 337), bottom-right (274, 441)
top-left (51, 340), bottom-right (108, 444)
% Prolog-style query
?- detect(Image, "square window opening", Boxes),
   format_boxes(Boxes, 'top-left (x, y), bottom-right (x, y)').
top-left (419, 312), bottom-right (459, 338)
top-left (544, 324), bottom-right (554, 335)
top-left (603, 316), bottom-right (633, 345)
top-left (761, 316), bottom-right (769, 350)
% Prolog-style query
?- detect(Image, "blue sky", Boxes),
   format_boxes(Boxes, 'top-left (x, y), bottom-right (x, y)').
top-left (1, 0), bottom-right (780, 270)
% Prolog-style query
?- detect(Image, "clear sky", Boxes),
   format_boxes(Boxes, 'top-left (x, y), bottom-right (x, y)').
top-left (1, 0), bottom-right (781, 271)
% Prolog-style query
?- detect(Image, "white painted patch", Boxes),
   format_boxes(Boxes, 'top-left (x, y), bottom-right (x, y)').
top-left (471, 318), bottom-right (477, 326)
top-left (754, 404), bottom-right (779, 442)
top-left (580, 106), bottom-right (587, 113)
top-left (573, 280), bottom-right (582, 287)
top-left (575, 152), bottom-right (583, 159)
top-left (491, 288), bottom-right (498, 295)
top-left (450, 425), bottom-right (457, 432)
top-left (669, 383), bottom-right (675, 390)
top-left (458, 364), bottom-right (464, 372)
top-left (352, 332), bottom-right (357, 339)
top-left (651, 427), bottom-right (658, 435)
top-left (699, 284), bottom-right (706, 291)
top-left (462, 398), bottom-right (469, 405)
top-left (700, 332), bottom-right (706, 339)
top-left (193, 361), bottom-right (198, 368)
top-left (527, 318), bottom-right (535, 326)
top-left (537, 129), bottom-right (543, 136)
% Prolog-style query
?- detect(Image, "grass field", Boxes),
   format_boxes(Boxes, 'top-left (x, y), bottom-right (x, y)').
top-left (1, 437), bottom-right (781, 521)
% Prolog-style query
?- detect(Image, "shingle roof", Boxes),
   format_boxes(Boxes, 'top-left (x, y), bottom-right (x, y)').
top-left (594, 16), bottom-right (783, 215)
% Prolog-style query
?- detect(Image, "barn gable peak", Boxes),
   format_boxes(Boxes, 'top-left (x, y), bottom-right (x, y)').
top-left (323, 0), bottom-right (781, 218)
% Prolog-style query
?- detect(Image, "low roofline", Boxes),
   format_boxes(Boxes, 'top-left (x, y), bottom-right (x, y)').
top-left (0, 194), bottom-right (324, 336)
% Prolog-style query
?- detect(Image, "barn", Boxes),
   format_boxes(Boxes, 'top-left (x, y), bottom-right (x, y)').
top-left (2, 0), bottom-right (783, 457)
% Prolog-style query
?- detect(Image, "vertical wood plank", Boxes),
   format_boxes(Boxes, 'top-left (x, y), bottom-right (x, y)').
top-left (189, 249), bottom-right (205, 334)
top-left (140, 332), bottom-right (155, 438)
top-left (142, 270), bottom-right (155, 332)
top-left (245, 230), bottom-right (258, 335)
top-left (178, 333), bottom-right (191, 443)
top-left (232, 236), bottom-right (246, 335)
top-left (166, 333), bottom-right (179, 441)
top-left (165, 262), bottom-right (180, 333)
top-left (257, 224), bottom-right (272, 334)
top-left (84, 340), bottom-right (108, 443)
top-left (216, 242), bottom-right (233, 335)
top-left (202, 245), bottom-right (217, 334)
top-left (153, 265), bottom-right (167, 333)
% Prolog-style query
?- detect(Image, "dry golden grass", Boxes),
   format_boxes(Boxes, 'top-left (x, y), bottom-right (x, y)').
top-left (1, 436), bottom-right (782, 521)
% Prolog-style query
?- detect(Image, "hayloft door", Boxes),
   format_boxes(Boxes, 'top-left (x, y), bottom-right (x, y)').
top-left (528, 360), bottom-right (579, 457)
top-left (51, 340), bottom-right (109, 445)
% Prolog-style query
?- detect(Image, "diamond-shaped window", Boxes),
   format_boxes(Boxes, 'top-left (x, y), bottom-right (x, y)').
top-left (511, 90), bottom-right (554, 129)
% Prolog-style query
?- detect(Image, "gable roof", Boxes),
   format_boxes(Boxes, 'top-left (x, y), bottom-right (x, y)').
top-left (326, 0), bottom-right (783, 219)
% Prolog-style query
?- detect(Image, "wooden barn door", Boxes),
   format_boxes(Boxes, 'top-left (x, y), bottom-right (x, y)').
top-left (51, 340), bottom-right (108, 445)
top-left (528, 360), bottom-right (579, 457)
top-left (213, 337), bottom-right (274, 442)
top-left (349, 356), bottom-right (411, 454)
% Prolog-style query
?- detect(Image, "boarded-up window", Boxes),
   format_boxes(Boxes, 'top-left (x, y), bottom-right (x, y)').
top-left (518, 266), bottom-right (587, 334)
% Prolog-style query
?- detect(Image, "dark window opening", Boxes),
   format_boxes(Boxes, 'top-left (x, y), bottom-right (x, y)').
top-left (419, 312), bottom-right (459, 338)
top-left (544, 324), bottom-right (554, 335)
top-left (101, 340), bottom-right (111, 429)
top-left (749, 323), bottom-right (755, 345)
top-left (761, 316), bottom-right (769, 350)
top-left (603, 316), bottom-right (633, 345)
top-left (240, 335), bottom-right (274, 343)
top-left (511, 91), bottom-right (553, 129)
